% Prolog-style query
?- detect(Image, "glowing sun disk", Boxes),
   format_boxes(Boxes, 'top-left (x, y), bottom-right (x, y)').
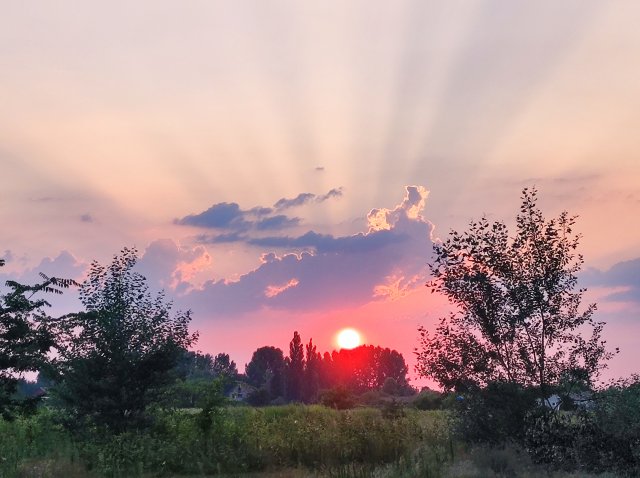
top-left (337, 328), bottom-right (361, 349)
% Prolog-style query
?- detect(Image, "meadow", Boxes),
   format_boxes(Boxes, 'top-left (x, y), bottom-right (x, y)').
top-left (0, 404), bottom-right (623, 478)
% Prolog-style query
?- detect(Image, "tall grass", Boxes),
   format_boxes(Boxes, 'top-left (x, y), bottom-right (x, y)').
top-left (0, 406), bottom-right (451, 478)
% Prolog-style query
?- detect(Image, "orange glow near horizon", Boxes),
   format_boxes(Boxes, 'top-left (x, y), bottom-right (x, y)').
top-left (336, 328), bottom-right (362, 350)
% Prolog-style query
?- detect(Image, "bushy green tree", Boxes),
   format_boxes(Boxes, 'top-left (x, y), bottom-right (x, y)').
top-left (246, 346), bottom-right (285, 400)
top-left (53, 248), bottom-right (197, 431)
top-left (212, 352), bottom-right (238, 381)
top-left (416, 188), bottom-right (614, 397)
top-left (0, 259), bottom-right (74, 418)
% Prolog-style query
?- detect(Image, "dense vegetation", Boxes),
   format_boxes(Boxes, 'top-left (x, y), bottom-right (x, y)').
top-left (0, 405), bottom-right (451, 477)
top-left (415, 189), bottom-right (639, 476)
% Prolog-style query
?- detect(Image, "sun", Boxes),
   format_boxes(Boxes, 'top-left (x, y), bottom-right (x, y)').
top-left (336, 328), bottom-right (362, 350)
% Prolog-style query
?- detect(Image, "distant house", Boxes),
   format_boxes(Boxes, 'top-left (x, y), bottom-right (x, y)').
top-left (541, 391), bottom-right (594, 410)
top-left (227, 381), bottom-right (256, 402)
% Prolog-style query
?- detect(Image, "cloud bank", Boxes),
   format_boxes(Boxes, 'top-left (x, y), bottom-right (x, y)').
top-left (176, 188), bottom-right (343, 244)
top-left (178, 186), bottom-right (434, 319)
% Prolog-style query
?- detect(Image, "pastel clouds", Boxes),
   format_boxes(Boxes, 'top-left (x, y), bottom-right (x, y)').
top-left (136, 239), bottom-right (211, 293)
top-left (367, 186), bottom-right (429, 232)
top-left (273, 188), bottom-right (343, 211)
top-left (176, 188), bottom-right (343, 244)
top-left (177, 186), bottom-right (435, 320)
top-left (581, 258), bottom-right (640, 306)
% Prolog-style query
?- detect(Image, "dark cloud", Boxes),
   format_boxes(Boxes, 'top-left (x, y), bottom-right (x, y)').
top-left (315, 166), bottom-right (325, 171)
top-left (175, 202), bottom-right (249, 230)
top-left (274, 193), bottom-right (315, 210)
top-left (318, 187), bottom-right (343, 202)
top-left (177, 188), bottom-right (342, 235)
top-left (196, 232), bottom-right (246, 244)
top-left (255, 215), bottom-right (301, 231)
top-left (247, 206), bottom-right (273, 216)
top-left (274, 187), bottom-right (343, 210)
top-left (248, 229), bottom-right (405, 254)
top-left (581, 258), bottom-right (640, 303)
top-left (80, 213), bottom-right (93, 223)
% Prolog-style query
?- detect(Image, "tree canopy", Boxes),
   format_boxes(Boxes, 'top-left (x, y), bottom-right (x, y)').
top-left (416, 188), bottom-right (615, 395)
top-left (53, 247), bottom-right (197, 431)
top-left (0, 259), bottom-right (74, 419)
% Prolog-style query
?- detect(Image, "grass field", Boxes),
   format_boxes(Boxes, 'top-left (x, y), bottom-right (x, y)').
top-left (0, 405), bottom-right (623, 478)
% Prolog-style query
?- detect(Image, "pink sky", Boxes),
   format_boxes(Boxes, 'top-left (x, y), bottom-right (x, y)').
top-left (2, 1), bottom-right (640, 386)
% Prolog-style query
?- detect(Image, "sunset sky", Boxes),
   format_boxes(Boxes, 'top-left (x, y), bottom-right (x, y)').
top-left (2, 1), bottom-right (640, 385)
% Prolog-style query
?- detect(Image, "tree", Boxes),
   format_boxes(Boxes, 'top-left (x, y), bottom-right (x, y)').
top-left (302, 338), bottom-right (321, 403)
top-left (54, 248), bottom-right (197, 431)
top-left (175, 350), bottom-right (215, 380)
top-left (0, 259), bottom-right (75, 418)
top-left (286, 331), bottom-right (304, 402)
top-left (212, 353), bottom-right (238, 381)
top-left (329, 345), bottom-right (410, 393)
top-left (416, 188), bottom-right (615, 397)
top-left (245, 346), bottom-right (285, 400)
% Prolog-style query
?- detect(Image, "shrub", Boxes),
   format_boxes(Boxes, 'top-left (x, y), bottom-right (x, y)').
top-left (455, 382), bottom-right (538, 444)
top-left (319, 387), bottom-right (355, 410)
top-left (412, 388), bottom-right (443, 410)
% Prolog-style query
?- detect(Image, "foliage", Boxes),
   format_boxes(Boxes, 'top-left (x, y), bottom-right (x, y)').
top-left (0, 260), bottom-right (75, 419)
top-left (246, 346), bottom-right (286, 400)
top-left (524, 376), bottom-right (640, 476)
top-left (243, 333), bottom-right (413, 405)
top-left (52, 248), bottom-right (197, 432)
top-left (0, 405), bottom-right (451, 478)
top-left (170, 350), bottom-right (238, 404)
top-left (325, 345), bottom-right (411, 394)
top-left (416, 188), bottom-right (615, 398)
top-left (212, 352), bottom-right (238, 382)
top-left (194, 378), bottom-right (228, 455)
top-left (412, 388), bottom-right (445, 410)
top-left (303, 338), bottom-right (321, 403)
top-left (245, 387), bottom-right (271, 406)
top-left (455, 381), bottom-right (538, 444)
top-left (319, 386), bottom-right (356, 410)
top-left (286, 331), bottom-right (305, 402)
top-left (594, 374), bottom-right (640, 441)
top-left (173, 349), bottom-right (216, 380)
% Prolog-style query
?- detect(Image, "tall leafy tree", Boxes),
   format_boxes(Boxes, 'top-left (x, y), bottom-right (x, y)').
top-left (286, 331), bottom-right (305, 402)
top-left (54, 248), bottom-right (197, 431)
top-left (416, 188), bottom-right (615, 396)
top-left (175, 350), bottom-right (216, 380)
top-left (245, 346), bottom-right (285, 400)
top-left (0, 260), bottom-right (74, 418)
top-left (303, 338), bottom-right (321, 403)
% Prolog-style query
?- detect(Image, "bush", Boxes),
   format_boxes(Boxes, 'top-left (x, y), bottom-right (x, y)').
top-left (455, 382), bottom-right (538, 444)
top-left (246, 388), bottom-right (270, 406)
top-left (319, 387), bottom-right (355, 410)
top-left (412, 389), bottom-right (443, 410)
top-left (525, 377), bottom-right (640, 476)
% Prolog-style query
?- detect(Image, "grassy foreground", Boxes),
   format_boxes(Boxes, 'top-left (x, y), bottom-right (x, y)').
top-left (0, 405), bottom-right (620, 478)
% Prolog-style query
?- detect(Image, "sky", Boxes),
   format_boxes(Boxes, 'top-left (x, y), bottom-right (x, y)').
top-left (1, 1), bottom-right (640, 385)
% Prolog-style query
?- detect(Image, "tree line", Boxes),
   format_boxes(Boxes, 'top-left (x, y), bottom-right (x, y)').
top-left (1, 248), bottom-right (413, 432)
top-left (169, 333), bottom-right (413, 408)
